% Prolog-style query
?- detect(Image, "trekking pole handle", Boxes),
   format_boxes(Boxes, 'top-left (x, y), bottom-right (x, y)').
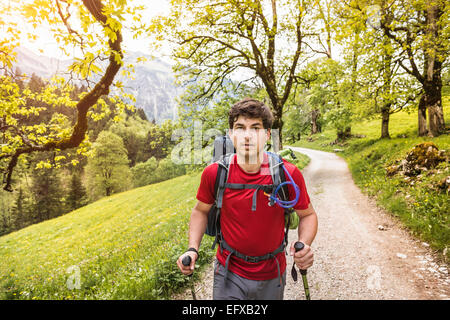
top-left (182, 255), bottom-right (193, 277)
top-left (294, 241), bottom-right (307, 276)
top-left (182, 255), bottom-right (191, 266)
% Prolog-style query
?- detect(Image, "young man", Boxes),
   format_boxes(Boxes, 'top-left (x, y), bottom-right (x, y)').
top-left (177, 98), bottom-right (318, 300)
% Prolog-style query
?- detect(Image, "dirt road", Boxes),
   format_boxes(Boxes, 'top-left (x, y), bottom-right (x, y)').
top-left (174, 147), bottom-right (449, 300)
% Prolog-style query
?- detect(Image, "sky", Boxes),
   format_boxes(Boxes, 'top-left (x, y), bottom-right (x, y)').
top-left (21, 0), bottom-right (171, 61)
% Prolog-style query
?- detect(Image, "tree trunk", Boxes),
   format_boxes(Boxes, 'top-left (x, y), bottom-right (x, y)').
top-left (311, 108), bottom-right (321, 134)
top-left (271, 113), bottom-right (283, 152)
top-left (337, 126), bottom-right (351, 141)
top-left (422, 4), bottom-right (445, 137)
top-left (418, 94), bottom-right (428, 136)
top-left (424, 62), bottom-right (445, 137)
top-left (381, 105), bottom-right (391, 139)
top-left (417, 59), bottom-right (444, 138)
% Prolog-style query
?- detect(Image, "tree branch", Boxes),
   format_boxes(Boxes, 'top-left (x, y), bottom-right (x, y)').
top-left (2, 0), bottom-right (123, 192)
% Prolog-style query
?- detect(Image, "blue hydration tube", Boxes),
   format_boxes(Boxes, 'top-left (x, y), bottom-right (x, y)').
top-left (269, 163), bottom-right (300, 209)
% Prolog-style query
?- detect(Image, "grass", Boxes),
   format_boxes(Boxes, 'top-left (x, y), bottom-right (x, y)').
top-left (291, 95), bottom-right (450, 262)
top-left (0, 150), bottom-right (310, 300)
top-left (0, 171), bottom-right (216, 300)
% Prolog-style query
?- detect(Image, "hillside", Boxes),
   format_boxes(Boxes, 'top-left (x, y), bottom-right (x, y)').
top-left (0, 171), bottom-right (209, 299)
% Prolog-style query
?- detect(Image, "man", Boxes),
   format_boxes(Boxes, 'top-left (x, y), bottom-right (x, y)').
top-left (177, 98), bottom-right (318, 300)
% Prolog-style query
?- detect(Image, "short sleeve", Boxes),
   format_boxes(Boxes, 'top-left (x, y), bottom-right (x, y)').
top-left (284, 162), bottom-right (310, 210)
top-left (196, 163), bottom-right (218, 205)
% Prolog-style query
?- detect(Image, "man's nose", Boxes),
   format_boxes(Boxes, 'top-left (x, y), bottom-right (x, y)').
top-left (243, 128), bottom-right (257, 136)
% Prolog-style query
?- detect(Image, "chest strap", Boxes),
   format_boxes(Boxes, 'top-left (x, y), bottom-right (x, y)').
top-left (223, 183), bottom-right (276, 211)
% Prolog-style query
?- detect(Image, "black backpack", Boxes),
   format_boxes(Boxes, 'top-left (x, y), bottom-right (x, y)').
top-left (206, 135), bottom-right (297, 251)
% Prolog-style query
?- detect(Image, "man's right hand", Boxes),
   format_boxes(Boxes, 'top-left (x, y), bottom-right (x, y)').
top-left (177, 251), bottom-right (198, 275)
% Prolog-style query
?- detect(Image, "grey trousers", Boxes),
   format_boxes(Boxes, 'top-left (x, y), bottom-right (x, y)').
top-left (212, 259), bottom-right (286, 300)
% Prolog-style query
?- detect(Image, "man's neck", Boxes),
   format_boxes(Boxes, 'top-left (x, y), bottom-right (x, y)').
top-left (235, 151), bottom-right (265, 173)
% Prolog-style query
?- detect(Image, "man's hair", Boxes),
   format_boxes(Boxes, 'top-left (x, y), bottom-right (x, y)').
top-left (228, 98), bottom-right (274, 129)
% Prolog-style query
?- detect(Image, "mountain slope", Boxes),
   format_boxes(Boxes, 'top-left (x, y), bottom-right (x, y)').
top-left (14, 47), bottom-right (180, 124)
top-left (0, 171), bottom-right (213, 299)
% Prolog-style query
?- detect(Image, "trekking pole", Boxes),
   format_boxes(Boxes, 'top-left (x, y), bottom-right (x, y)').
top-left (293, 241), bottom-right (311, 300)
top-left (182, 255), bottom-right (197, 300)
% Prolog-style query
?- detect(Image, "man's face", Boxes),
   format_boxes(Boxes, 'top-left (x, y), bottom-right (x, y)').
top-left (228, 116), bottom-right (270, 161)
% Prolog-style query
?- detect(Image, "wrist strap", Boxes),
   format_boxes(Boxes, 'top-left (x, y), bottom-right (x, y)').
top-left (186, 247), bottom-right (199, 257)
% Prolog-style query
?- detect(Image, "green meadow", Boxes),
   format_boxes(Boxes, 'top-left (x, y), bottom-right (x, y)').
top-left (292, 94), bottom-right (450, 261)
top-left (0, 152), bottom-right (309, 300)
top-left (0, 172), bottom-right (212, 299)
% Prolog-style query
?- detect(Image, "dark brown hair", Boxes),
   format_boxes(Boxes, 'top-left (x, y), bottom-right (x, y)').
top-left (228, 98), bottom-right (274, 129)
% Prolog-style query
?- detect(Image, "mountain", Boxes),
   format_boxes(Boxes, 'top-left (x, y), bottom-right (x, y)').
top-left (13, 47), bottom-right (180, 124)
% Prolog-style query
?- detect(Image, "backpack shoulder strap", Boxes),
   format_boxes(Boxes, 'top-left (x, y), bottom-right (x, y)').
top-left (215, 153), bottom-right (234, 208)
top-left (267, 151), bottom-right (289, 201)
top-left (267, 151), bottom-right (293, 252)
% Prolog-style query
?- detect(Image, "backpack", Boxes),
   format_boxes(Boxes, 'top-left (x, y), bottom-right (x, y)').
top-left (205, 135), bottom-right (299, 251)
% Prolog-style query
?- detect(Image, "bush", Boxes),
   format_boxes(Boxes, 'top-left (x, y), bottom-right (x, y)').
top-left (131, 157), bottom-right (159, 187)
top-left (153, 158), bottom-right (187, 183)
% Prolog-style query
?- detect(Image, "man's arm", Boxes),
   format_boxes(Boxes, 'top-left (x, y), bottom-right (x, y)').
top-left (289, 203), bottom-right (318, 270)
top-left (177, 200), bottom-right (212, 275)
top-left (188, 200), bottom-right (213, 251)
top-left (295, 203), bottom-right (318, 246)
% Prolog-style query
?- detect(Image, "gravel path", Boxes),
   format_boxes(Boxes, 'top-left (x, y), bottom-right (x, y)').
top-left (173, 147), bottom-right (449, 300)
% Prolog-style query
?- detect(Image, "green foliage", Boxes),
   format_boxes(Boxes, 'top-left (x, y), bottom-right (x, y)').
top-left (153, 158), bottom-right (187, 183)
top-left (108, 114), bottom-right (149, 166)
top-left (66, 171), bottom-right (88, 212)
top-left (29, 153), bottom-right (66, 223)
top-left (131, 155), bottom-right (189, 189)
top-left (131, 157), bottom-right (159, 188)
top-left (85, 131), bottom-right (131, 200)
top-left (282, 94), bottom-right (313, 143)
top-left (298, 58), bottom-right (356, 137)
top-left (143, 119), bottom-right (177, 161)
top-left (1, 0), bottom-right (152, 192)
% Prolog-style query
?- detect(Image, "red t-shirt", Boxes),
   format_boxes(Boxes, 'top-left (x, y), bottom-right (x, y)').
top-left (196, 152), bottom-right (311, 281)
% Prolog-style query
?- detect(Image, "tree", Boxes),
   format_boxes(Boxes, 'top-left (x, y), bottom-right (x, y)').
top-left (85, 131), bottom-right (131, 199)
top-left (375, 0), bottom-right (448, 136)
top-left (11, 187), bottom-right (31, 229)
top-left (306, 0), bottom-right (335, 134)
top-left (298, 57), bottom-right (355, 142)
top-left (358, 31), bottom-right (420, 139)
top-left (29, 153), bottom-right (65, 223)
top-left (1, 0), bottom-right (146, 192)
top-left (66, 170), bottom-right (87, 211)
top-left (142, 119), bottom-right (177, 161)
top-left (131, 157), bottom-right (159, 187)
top-left (108, 114), bottom-right (150, 166)
top-left (282, 93), bottom-right (312, 144)
top-left (150, 0), bottom-right (320, 150)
